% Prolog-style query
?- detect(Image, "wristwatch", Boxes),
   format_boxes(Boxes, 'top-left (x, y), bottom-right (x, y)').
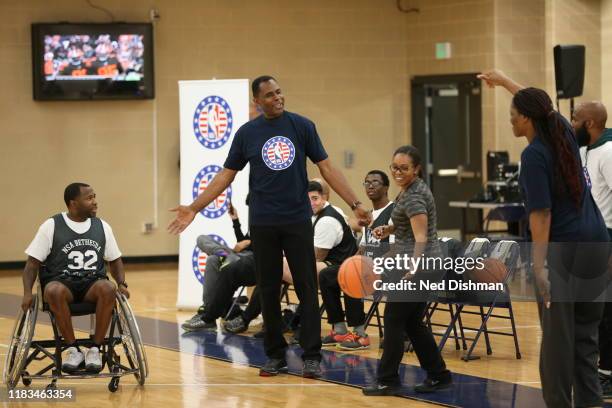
top-left (350, 201), bottom-right (362, 210)
top-left (118, 281), bottom-right (128, 288)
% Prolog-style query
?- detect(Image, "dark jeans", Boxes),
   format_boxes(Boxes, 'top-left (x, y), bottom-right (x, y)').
top-left (242, 286), bottom-right (261, 323)
top-left (318, 264), bottom-right (365, 327)
top-left (377, 301), bottom-right (449, 386)
top-left (539, 301), bottom-right (604, 408)
top-left (250, 221), bottom-right (321, 361)
top-left (201, 254), bottom-right (257, 322)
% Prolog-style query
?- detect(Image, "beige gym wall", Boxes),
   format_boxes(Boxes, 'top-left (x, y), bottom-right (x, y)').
top-left (1, 0), bottom-right (417, 261)
top-left (0, 0), bottom-right (608, 261)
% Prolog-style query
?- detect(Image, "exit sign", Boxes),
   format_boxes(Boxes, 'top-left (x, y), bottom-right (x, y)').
top-left (436, 42), bottom-right (452, 59)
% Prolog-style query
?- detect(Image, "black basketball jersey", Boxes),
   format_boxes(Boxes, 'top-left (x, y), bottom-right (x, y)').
top-left (362, 203), bottom-right (395, 259)
top-left (42, 214), bottom-right (107, 283)
top-left (312, 205), bottom-right (357, 265)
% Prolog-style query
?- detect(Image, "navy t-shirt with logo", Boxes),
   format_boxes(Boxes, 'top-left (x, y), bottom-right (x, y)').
top-left (519, 115), bottom-right (607, 242)
top-left (224, 111), bottom-right (328, 226)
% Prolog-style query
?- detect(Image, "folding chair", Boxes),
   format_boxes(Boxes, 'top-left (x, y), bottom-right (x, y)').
top-left (439, 240), bottom-right (522, 361)
top-left (426, 237), bottom-right (490, 352)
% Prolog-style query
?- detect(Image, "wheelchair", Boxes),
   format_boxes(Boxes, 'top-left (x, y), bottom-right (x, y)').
top-left (3, 281), bottom-right (148, 392)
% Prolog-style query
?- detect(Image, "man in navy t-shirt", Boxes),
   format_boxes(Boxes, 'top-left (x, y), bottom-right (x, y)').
top-left (169, 75), bottom-right (371, 378)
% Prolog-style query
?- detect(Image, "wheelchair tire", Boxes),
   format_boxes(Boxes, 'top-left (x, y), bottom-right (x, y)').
top-left (116, 293), bottom-right (147, 385)
top-left (3, 298), bottom-right (38, 390)
top-left (108, 377), bottom-right (119, 392)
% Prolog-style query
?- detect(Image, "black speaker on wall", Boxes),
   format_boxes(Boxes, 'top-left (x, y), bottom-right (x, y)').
top-left (553, 45), bottom-right (585, 99)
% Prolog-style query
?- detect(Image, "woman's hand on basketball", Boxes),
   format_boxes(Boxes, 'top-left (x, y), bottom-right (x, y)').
top-left (354, 206), bottom-right (372, 227)
top-left (477, 69), bottom-right (509, 89)
top-left (372, 225), bottom-right (391, 240)
top-left (168, 205), bottom-right (197, 235)
top-left (534, 266), bottom-right (551, 308)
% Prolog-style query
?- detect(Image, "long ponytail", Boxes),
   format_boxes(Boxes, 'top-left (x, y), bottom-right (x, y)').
top-left (513, 88), bottom-right (583, 209)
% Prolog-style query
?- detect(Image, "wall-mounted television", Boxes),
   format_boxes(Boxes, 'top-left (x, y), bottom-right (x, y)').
top-left (31, 23), bottom-right (154, 101)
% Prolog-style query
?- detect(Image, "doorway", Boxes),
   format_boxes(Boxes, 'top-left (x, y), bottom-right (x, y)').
top-left (411, 74), bottom-right (483, 232)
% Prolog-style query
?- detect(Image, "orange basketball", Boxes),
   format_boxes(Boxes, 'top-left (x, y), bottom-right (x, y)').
top-left (338, 255), bottom-right (377, 299)
top-left (466, 258), bottom-right (507, 284)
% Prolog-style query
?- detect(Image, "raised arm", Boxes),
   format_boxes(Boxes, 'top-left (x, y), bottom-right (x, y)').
top-left (477, 69), bottom-right (525, 95)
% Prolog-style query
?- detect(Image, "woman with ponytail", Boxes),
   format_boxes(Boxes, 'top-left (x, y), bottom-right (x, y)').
top-left (479, 69), bottom-right (609, 408)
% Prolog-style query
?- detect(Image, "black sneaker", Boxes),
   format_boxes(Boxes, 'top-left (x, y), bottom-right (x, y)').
top-left (224, 315), bottom-right (248, 334)
top-left (182, 318), bottom-right (217, 332)
top-left (259, 358), bottom-right (288, 377)
top-left (302, 359), bottom-right (322, 378)
top-left (362, 383), bottom-right (401, 396)
top-left (414, 376), bottom-right (452, 393)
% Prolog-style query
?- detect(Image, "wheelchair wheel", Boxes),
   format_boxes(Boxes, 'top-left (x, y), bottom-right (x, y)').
top-left (3, 297), bottom-right (38, 390)
top-left (116, 293), bottom-right (147, 385)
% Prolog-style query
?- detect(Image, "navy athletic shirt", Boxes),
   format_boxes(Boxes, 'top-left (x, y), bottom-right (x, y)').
top-left (519, 114), bottom-right (607, 242)
top-left (224, 111), bottom-right (328, 226)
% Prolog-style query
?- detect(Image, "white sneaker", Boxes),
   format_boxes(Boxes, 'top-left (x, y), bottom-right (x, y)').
top-left (85, 346), bottom-right (102, 372)
top-left (62, 346), bottom-right (84, 372)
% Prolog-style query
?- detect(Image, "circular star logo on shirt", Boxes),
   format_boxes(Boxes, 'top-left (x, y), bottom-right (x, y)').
top-left (261, 136), bottom-right (296, 171)
top-left (191, 234), bottom-right (228, 284)
top-left (193, 95), bottom-right (233, 149)
top-left (192, 165), bottom-right (232, 219)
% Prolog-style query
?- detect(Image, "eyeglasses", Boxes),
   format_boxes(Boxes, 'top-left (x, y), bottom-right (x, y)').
top-left (362, 180), bottom-right (383, 188)
top-left (389, 164), bottom-right (413, 173)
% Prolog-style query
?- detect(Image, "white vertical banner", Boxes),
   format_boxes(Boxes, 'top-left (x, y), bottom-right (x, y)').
top-left (177, 79), bottom-right (250, 309)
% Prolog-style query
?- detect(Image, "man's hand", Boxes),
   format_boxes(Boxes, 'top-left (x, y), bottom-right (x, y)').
top-left (21, 293), bottom-right (33, 312)
top-left (372, 225), bottom-right (391, 240)
top-left (233, 240), bottom-right (251, 253)
top-left (353, 206), bottom-right (372, 227)
top-left (534, 266), bottom-right (551, 309)
top-left (168, 205), bottom-right (197, 235)
top-left (118, 285), bottom-right (130, 299)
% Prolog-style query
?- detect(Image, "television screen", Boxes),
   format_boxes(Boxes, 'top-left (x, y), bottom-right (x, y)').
top-left (32, 23), bottom-right (154, 100)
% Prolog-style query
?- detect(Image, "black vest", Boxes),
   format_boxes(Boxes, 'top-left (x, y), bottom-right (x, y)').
top-left (362, 203), bottom-right (394, 258)
top-left (312, 205), bottom-right (357, 265)
top-left (42, 214), bottom-right (107, 283)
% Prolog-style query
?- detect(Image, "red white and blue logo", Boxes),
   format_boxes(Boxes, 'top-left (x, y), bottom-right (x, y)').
top-left (191, 234), bottom-right (228, 284)
top-left (193, 95), bottom-right (233, 149)
top-left (261, 136), bottom-right (296, 171)
top-left (192, 164), bottom-right (232, 218)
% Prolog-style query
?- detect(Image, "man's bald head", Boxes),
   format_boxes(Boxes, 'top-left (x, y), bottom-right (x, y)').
top-left (575, 101), bottom-right (608, 129)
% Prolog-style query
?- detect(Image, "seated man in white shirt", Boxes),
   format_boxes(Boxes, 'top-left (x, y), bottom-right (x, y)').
top-left (21, 183), bottom-right (129, 373)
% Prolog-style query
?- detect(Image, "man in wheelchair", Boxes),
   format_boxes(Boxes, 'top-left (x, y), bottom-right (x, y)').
top-left (20, 182), bottom-right (129, 374)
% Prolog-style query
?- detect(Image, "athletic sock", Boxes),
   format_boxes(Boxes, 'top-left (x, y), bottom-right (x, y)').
top-left (353, 325), bottom-right (366, 337)
top-left (333, 322), bottom-right (348, 334)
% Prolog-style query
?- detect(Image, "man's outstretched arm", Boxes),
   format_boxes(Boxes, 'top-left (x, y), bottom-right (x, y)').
top-left (168, 168), bottom-right (238, 234)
